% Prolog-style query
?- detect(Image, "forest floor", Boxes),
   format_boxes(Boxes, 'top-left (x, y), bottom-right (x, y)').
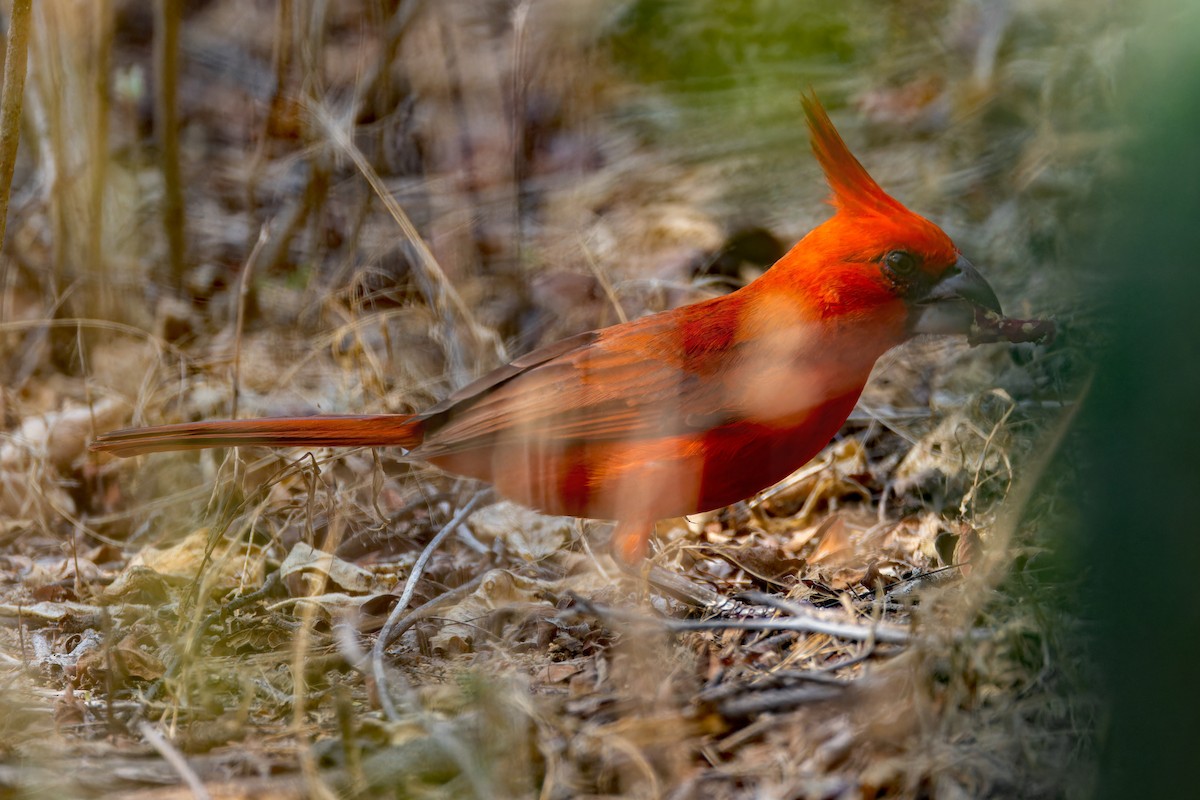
top-left (0, 1), bottom-right (1119, 797)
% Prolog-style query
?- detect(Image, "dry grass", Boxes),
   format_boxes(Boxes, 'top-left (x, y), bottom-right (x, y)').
top-left (0, 0), bottom-right (1115, 797)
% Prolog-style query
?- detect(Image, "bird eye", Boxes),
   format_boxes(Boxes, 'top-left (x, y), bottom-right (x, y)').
top-left (884, 250), bottom-right (918, 277)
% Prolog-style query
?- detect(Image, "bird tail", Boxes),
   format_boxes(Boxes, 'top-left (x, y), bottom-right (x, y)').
top-left (89, 414), bottom-right (425, 458)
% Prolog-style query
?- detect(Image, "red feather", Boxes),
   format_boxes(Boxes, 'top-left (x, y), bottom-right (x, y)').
top-left (801, 91), bottom-right (908, 217)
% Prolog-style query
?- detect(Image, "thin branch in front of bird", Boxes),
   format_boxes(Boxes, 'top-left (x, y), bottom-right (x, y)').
top-left (371, 490), bottom-right (489, 716)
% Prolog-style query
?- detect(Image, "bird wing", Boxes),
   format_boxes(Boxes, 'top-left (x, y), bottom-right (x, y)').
top-left (414, 306), bottom-right (740, 457)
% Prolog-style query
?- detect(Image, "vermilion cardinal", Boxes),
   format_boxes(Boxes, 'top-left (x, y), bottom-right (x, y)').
top-left (91, 94), bottom-right (1050, 562)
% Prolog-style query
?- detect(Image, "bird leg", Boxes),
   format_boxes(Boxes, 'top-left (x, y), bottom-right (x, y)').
top-left (610, 518), bottom-right (654, 565)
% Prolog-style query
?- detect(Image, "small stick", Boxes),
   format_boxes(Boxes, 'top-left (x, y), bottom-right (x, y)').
top-left (89, 0), bottom-right (114, 319)
top-left (577, 589), bottom-right (910, 646)
top-left (662, 615), bottom-right (910, 646)
top-left (969, 307), bottom-right (1056, 346)
top-left (154, 0), bottom-right (186, 291)
top-left (372, 570), bottom-right (486, 648)
top-left (230, 224), bottom-right (270, 421)
top-left (0, 0), bottom-right (31, 257)
top-left (370, 491), bottom-right (487, 720)
top-left (716, 684), bottom-right (845, 718)
top-left (737, 589), bottom-right (910, 644)
top-left (137, 720), bottom-right (212, 800)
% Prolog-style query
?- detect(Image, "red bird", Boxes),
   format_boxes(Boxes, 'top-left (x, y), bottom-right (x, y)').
top-left (92, 94), bottom-right (1010, 562)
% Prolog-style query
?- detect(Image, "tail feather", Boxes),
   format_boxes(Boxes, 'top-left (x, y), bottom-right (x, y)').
top-left (89, 414), bottom-right (425, 458)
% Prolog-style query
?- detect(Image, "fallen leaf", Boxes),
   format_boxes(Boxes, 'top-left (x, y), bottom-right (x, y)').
top-left (76, 633), bottom-right (166, 686)
top-left (468, 502), bottom-right (573, 562)
top-left (1, 398), bottom-right (126, 470)
top-left (280, 541), bottom-right (377, 595)
top-left (809, 517), bottom-right (852, 565)
top-left (105, 528), bottom-right (263, 600)
top-left (538, 661), bottom-right (584, 684)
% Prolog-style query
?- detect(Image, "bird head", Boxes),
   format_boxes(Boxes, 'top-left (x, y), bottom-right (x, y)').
top-left (796, 93), bottom-right (1001, 336)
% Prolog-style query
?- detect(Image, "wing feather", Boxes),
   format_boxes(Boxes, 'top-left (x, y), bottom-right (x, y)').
top-left (414, 307), bottom-right (739, 458)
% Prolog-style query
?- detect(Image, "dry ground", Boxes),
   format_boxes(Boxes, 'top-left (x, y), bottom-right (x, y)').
top-left (0, 1), bottom-right (1116, 797)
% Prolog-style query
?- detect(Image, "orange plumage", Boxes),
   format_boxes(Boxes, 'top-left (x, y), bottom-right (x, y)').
top-left (91, 93), bottom-right (1005, 562)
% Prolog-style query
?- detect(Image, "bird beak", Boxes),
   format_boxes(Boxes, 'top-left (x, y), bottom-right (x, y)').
top-left (910, 256), bottom-right (1003, 335)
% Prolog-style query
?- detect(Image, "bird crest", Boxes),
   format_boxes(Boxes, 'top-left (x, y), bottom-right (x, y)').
top-left (801, 92), bottom-right (908, 217)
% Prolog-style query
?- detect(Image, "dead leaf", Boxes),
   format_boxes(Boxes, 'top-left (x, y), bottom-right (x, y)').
top-left (1, 398), bottom-right (126, 470)
top-left (105, 528), bottom-right (262, 600)
top-left (468, 501), bottom-right (573, 562)
top-left (809, 517), bottom-right (852, 565)
top-left (54, 683), bottom-right (86, 732)
top-left (699, 539), bottom-right (805, 587)
top-left (538, 661), bottom-right (584, 684)
top-left (953, 527), bottom-right (985, 576)
top-left (102, 565), bottom-right (174, 605)
top-left (76, 633), bottom-right (166, 687)
top-left (39, 629), bottom-right (102, 673)
top-left (276, 591), bottom-right (382, 623)
top-left (279, 541), bottom-right (377, 595)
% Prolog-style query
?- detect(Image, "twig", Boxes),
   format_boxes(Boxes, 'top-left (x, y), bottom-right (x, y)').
top-left (370, 491), bottom-right (487, 720)
top-left (880, 564), bottom-right (960, 602)
top-left (137, 720), bottom-right (211, 800)
top-left (699, 653), bottom-right (898, 720)
top-left (154, 0), bottom-right (185, 290)
top-left (0, 0), bottom-right (30, 258)
top-left (716, 684), bottom-right (845, 719)
top-left (231, 224), bottom-right (270, 420)
top-left (641, 564), bottom-right (749, 617)
top-left (578, 523), bottom-right (614, 583)
top-left (191, 571), bottom-right (283, 652)
top-left (576, 589), bottom-right (910, 646)
top-left (736, 590), bottom-right (910, 644)
top-left (89, 0), bottom-right (114, 319)
top-left (663, 615), bottom-right (910, 645)
top-left (697, 669), bottom-right (849, 705)
top-left (373, 570), bottom-right (486, 648)
top-left (0, 317), bottom-right (173, 354)
top-left (332, 593), bottom-right (492, 799)
top-left (580, 241), bottom-right (629, 324)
